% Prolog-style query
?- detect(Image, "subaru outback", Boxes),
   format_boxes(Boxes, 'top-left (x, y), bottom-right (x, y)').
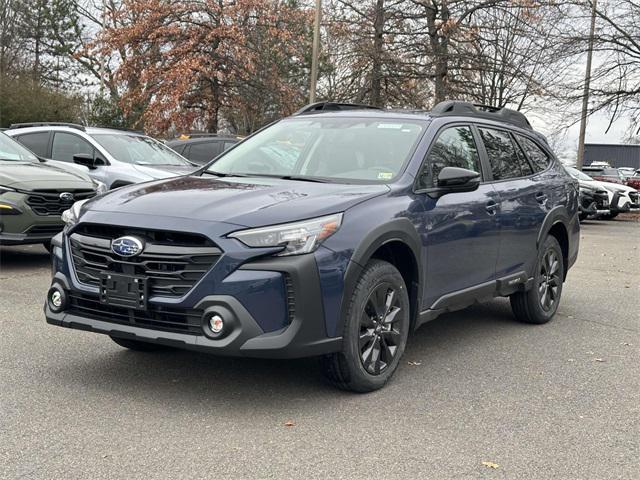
top-left (45, 101), bottom-right (579, 392)
top-left (0, 132), bottom-right (101, 249)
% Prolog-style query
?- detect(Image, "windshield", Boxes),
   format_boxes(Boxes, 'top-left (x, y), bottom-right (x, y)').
top-left (0, 132), bottom-right (39, 162)
top-left (566, 166), bottom-right (593, 181)
top-left (92, 133), bottom-right (192, 166)
top-left (206, 117), bottom-right (426, 183)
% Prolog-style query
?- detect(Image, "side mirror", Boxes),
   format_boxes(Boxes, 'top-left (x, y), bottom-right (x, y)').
top-left (73, 154), bottom-right (105, 169)
top-left (428, 167), bottom-right (481, 198)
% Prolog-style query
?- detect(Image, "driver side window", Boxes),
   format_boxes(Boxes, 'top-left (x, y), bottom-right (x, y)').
top-left (417, 126), bottom-right (481, 190)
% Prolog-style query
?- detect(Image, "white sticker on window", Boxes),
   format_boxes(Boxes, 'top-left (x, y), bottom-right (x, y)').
top-left (377, 123), bottom-right (403, 129)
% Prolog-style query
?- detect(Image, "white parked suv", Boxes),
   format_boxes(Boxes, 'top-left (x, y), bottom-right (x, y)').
top-left (6, 123), bottom-right (197, 189)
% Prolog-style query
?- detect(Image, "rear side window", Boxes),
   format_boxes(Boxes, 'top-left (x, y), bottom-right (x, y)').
top-left (189, 141), bottom-right (222, 163)
top-left (516, 134), bottom-right (551, 172)
top-left (223, 141), bottom-right (236, 151)
top-left (418, 125), bottom-right (481, 189)
top-left (15, 132), bottom-right (49, 157)
top-left (51, 132), bottom-right (95, 162)
top-left (479, 128), bottom-right (533, 180)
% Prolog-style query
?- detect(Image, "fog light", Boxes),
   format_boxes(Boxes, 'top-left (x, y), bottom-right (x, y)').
top-left (47, 285), bottom-right (67, 313)
top-left (209, 314), bottom-right (224, 334)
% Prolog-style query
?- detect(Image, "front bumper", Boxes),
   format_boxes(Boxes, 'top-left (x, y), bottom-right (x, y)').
top-left (0, 192), bottom-right (64, 245)
top-left (45, 230), bottom-right (342, 359)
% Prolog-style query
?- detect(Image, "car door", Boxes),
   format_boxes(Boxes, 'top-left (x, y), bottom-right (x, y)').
top-left (477, 126), bottom-right (548, 280)
top-left (414, 124), bottom-right (501, 309)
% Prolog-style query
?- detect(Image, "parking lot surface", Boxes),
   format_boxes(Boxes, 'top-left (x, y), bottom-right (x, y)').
top-left (1, 216), bottom-right (639, 480)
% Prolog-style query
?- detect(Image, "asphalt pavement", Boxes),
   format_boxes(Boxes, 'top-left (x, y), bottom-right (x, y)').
top-left (1, 215), bottom-right (638, 479)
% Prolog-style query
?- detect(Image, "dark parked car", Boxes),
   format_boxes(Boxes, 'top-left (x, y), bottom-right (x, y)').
top-left (167, 135), bottom-right (240, 165)
top-left (565, 167), bottom-right (610, 220)
top-left (45, 101), bottom-right (579, 392)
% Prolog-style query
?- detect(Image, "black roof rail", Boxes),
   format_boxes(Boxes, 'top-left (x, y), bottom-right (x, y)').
top-left (294, 102), bottom-right (383, 115)
top-left (8, 122), bottom-right (86, 131)
top-left (431, 101), bottom-right (533, 130)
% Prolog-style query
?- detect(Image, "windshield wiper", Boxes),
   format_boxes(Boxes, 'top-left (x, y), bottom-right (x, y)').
top-left (250, 174), bottom-right (330, 183)
top-left (202, 170), bottom-right (251, 178)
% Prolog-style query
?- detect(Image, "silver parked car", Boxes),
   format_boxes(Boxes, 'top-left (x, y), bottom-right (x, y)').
top-left (6, 123), bottom-right (197, 189)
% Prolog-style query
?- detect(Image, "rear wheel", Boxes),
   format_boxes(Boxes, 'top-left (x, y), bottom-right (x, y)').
top-left (602, 212), bottom-right (618, 220)
top-left (578, 212), bottom-right (588, 222)
top-left (110, 336), bottom-right (168, 352)
top-left (510, 235), bottom-right (564, 324)
top-left (320, 260), bottom-right (410, 392)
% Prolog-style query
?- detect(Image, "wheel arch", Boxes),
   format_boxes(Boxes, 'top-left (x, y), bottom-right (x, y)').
top-left (537, 206), bottom-right (570, 280)
top-left (337, 218), bottom-right (422, 335)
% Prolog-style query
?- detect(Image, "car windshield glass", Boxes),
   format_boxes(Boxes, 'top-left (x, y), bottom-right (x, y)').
top-left (91, 133), bottom-right (191, 166)
top-left (0, 132), bottom-right (39, 162)
top-left (206, 117), bottom-right (426, 183)
top-left (566, 167), bottom-right (594, 181)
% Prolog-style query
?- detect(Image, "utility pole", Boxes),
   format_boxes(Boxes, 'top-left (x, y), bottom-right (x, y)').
top-left (577, 0), bottom-right (597, 169)
top-left (309, 0), bottom-right (322, 103)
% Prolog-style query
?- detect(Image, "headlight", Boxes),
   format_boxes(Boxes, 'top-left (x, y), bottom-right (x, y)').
top-left (228, 213), bottom-right (343, 256)
top-left (61, 199), bottom-right (90, 227)
top-left (93, 180), bottom-right (108, 195)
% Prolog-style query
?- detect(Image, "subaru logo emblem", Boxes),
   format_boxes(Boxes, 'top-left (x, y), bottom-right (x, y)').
top-left (59, 192), bottom-right (74, 203)
top-left (111, 236), bottom-right (144, 257)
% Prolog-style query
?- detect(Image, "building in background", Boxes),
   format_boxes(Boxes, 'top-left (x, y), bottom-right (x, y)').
top-left (584, 143), bottom-right (640, 169)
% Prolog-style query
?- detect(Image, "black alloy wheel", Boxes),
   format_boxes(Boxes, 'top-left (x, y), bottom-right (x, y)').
top-left (359, 283), bottom-right (403, 374)
top-left (538, 249), bottom-right (561, 312)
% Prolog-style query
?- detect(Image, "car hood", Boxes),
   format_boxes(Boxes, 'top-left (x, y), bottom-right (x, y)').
top-left (0, 160), bottom-right (94, 190)
top-left (592, 179), bottom-right (636, 193)
top-left (86, 175), bottom-right (390, 227)
top-left (132, 164), bottom-right (198, 179)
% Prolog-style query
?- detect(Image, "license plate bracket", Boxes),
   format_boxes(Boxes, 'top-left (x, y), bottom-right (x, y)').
top-left (99, 273), bottom-right (147, 310)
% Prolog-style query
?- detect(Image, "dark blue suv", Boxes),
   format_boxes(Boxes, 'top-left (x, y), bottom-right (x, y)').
top-left (45, 101), bottom-right (579, 392)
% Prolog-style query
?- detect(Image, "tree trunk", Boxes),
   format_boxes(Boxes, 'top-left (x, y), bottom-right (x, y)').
top-left (370, 0), bottom-right (385, 106)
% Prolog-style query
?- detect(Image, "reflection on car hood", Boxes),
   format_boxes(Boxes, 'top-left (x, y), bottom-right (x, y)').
top-left (86, 175), bottom-right (389, 227)
top-left (0, 160), bottom-right (94, 189)
top-left (132, 164), bottom-right (198, 179)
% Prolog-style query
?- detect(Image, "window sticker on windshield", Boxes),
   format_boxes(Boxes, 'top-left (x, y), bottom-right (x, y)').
top-left (377, 123), bottom-right (403, 129)
top-left (378, 172), bottom-right (394, 180)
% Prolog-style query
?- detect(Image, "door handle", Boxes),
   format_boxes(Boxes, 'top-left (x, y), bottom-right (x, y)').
top-left (485, 200), bottom-right (498, 215)
top-left (535, 192), bottom-right (547, 204)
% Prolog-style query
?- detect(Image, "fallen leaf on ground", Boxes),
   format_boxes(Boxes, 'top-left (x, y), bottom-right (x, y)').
top-left (567, 358), bottom-right (575, 362)
top-left (481, 461), bottom-right (500, 469)
top-left (407, 361), bottom-right (422, 366)
top-left (595, 358), bottom-right (605, 362)
top-left (621, 342), bottom-right (632, 346)
top-left (284, 421), bottom-right (295, 427)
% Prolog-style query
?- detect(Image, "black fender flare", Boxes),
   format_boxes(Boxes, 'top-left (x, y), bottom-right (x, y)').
top-left (335, 218), bottom-right (422, 336)
top-left (536, 206), bottom-right (570, 248)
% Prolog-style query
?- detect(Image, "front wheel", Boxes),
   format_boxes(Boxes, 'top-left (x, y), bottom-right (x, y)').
top-left (320, 260), bottom-right (410, 392)
top-left (510, 235), bottom-right (564, 324)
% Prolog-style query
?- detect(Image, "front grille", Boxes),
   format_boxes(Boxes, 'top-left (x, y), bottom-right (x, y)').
top-left (25, 224), bottom-right (64, 235)
top-left (68, 292), bottom-right (203, 335)
top-left (69, 225), bottom-right (222, 299)
top-left (27, 189), bottom-right (95, 216)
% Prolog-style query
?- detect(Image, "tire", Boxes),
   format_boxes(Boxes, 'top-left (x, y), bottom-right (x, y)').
top-left (578, 212), bottom-right (588, 222)
top-left (602, 212), bottom-right (618, 220)
top-left (320, 259), bottom-right (410, 392)
top-left (510, 235), bottom-right (564, 324)
top-left (42, 241), bottom-right (52, 253)
top-left (110, 336), bottom-right (167, 352)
